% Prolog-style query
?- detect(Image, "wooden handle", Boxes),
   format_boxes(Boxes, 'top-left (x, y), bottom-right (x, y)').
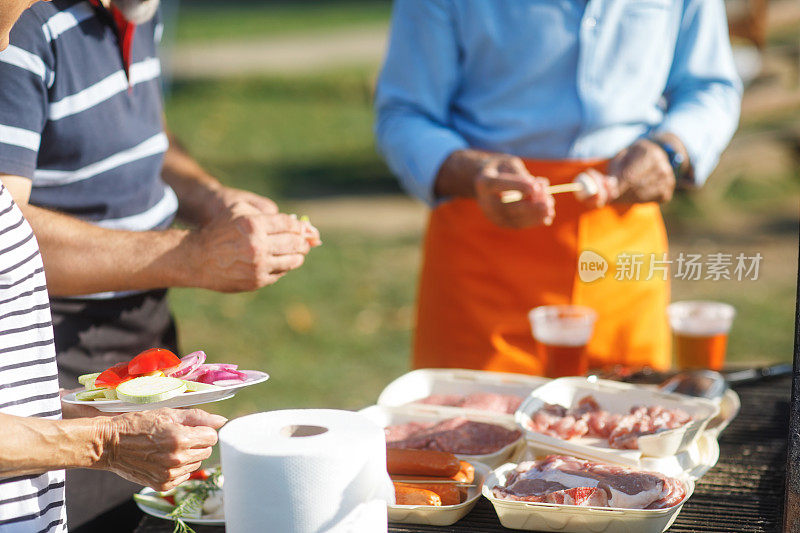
top-left (500, 182), bottom-right (584, 204)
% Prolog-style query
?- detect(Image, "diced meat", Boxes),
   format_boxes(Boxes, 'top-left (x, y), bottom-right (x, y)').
top-left (492, 455), bottom-right (686, 510)
top-left (414, 392), bottom-right (524, 414)
top-left (526, 395), bottom-right (693, 449)
top-left (385, 417), bottom-right (522, 455)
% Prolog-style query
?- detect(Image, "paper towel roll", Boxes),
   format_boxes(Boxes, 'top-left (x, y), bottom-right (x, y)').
top-left (219, 409), bottom-right (394, 533)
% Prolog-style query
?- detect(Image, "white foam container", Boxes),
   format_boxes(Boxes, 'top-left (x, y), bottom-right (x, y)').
top-left (359, 405), bottom-right (525, 468)
top-left (388, 461), bottom-right (490, 526)
top-left (521, 431), bottom-right (719, 481)
top-left (482, 463), bottom-right (694, 533)
top-left (516, 378), bottom-right (720, 464)
top-left (377, 369), bottom-right (549, 422)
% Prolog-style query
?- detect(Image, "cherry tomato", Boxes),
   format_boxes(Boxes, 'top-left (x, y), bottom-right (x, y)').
top-left (127, 348), bottom-right (180, 375)
top-left (188, 469), bottom-right (210, 481)
top-left (94, 362), bottom-right (131, 388)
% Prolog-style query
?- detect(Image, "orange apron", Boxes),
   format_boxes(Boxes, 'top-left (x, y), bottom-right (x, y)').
top-left (413, 159), bottom-right (670, 376)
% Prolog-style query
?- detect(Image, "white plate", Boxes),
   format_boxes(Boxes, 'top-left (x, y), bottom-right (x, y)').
top-left (135, 487), bottom-right (224, 526)
top-left (388, 462), bottom-right (490, 526)
top-left (378, 369), bottom-right (549, 423)
top-left (62, 370), bottom-right (269, 412)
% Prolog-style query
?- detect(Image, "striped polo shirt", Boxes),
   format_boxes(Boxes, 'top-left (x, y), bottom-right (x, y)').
top-left (0, 184), bottom-right (67, 533)
top-left (0, 0), bottom-right (175, 300)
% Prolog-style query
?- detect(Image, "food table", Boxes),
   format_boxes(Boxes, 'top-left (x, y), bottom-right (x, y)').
top-left (135, 376), bottom-right (790, 533)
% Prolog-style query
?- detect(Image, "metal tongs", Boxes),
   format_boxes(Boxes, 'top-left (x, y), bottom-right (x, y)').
top-left (658, 370), bottom-right (728, 400)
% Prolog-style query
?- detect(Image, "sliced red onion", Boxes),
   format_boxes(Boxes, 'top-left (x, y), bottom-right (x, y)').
top-left (202, 364), bottom-right (239, 372)
top-left (166, 351), bottom-right (207, 378)
top-left (196, 369), bottom-right (246, 384)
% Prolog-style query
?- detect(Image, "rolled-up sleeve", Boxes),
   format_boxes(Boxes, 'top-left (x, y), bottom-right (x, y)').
top-left (374, 0), bottom-right (468, 205)
top-left (654, 0), bottom-right (742, 185)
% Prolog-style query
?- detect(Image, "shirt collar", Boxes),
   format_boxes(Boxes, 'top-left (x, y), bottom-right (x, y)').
top-left (87, 0), bottom-right (137, 79)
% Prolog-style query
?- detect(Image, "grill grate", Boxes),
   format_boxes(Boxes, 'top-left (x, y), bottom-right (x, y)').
top-left (135, 377), bottom-right (791, 533)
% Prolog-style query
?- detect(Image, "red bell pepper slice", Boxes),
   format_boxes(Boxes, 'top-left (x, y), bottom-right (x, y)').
top-left (127, 348), bottom-right (180, 376)
top-left (94, 362), bottom-right (131, 389)
top-left (188, 469), bottom-right (210, 481)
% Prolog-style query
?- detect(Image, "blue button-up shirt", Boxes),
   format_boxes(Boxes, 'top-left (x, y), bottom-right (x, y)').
top-left (374, 0), bottom-right (742, 205)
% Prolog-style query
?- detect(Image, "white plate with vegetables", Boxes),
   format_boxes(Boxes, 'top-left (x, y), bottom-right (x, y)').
top-left (134, 468), bottom-right (225, 528)
top-left (62, 349), bottom-right (269, 412)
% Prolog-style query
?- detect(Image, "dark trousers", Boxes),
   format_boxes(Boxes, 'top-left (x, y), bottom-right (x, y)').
top-left (51, 290), bottom-right (178, 531)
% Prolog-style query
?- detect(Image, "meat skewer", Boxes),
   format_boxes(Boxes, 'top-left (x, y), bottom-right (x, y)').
top-left (499, 172), bottom-right (600, 203)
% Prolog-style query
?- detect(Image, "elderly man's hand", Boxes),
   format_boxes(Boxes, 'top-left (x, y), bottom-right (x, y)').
top-left (437, 150), bottom-right (554, 229)
top-left (608, 139), bottom-right (675, 204)
top-left (97, 408), bottom-right (226, 491)
top-left (183, 203), bottom-right (315, 293)
top-left (211, 186), bottom-right (278, 217)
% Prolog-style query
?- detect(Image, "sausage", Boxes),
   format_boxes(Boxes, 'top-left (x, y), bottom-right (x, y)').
top-left (394, 484), bottom-right (442, 506)
top-left (386, 448), bottom-right (461, 477)
top-left (453, 461), bottom-right (475, 483)
top-left (394, 482), bottom-right (462, 506)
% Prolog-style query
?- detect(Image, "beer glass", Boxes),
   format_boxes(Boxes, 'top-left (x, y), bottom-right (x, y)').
top-left (528, 305), bottom-right (597, 378)
top-left (668, 301), bottom-right (735, 370)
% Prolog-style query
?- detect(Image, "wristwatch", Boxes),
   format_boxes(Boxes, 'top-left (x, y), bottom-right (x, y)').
top-left (651, 139), bottom-right (693, 188)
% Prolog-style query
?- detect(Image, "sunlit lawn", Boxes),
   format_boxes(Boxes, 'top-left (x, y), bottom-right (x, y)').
top-left (174, 0), bottom-right (391, 43)
top-left (165, 68), bottom-right (799, 420)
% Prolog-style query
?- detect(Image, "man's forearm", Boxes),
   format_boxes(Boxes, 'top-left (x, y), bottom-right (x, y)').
top-left (21, 203), bottom-right (195, 297)
top-left (0, 413), bottom-right (110, 477)
top-left (162, 132), bottom-right (223, 227)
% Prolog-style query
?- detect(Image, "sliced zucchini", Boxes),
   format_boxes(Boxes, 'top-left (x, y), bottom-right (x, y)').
top-left (78, 372), bottom-right (100, 387)
top-left (133, 493), bottom-right (176, 514)
top-left (183, 381), bottom-right (222, 392)
top-left (103, 389), bottom-right (118, 400)
top-left (116, 376), bottom-right (187, 404)
top-left (75, 388), bottom-right (108, 401)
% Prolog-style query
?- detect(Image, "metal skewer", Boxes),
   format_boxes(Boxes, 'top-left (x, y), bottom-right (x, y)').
top-left (500, 182), bottom-right (584, 204)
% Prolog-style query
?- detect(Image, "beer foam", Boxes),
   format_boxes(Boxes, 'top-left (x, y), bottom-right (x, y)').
top-left (668, 302), bottom-right (735, 336)
top-left (533, 324), bottom-right (593, 346)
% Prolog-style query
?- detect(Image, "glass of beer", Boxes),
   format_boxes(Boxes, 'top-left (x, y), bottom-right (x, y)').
top-left (528, 305), bottom-right (597, 378)
top-left (668, 301), bottom-right (735, 370)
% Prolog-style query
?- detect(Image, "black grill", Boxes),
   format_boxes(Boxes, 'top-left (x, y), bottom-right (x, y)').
top-left (135, 377), bottom-right (791, 533)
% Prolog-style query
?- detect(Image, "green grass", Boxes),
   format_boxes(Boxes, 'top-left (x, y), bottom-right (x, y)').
top-left (173, 1), bottom-right (391, 44)
top-left (164, 67), bottom-right (799, 419)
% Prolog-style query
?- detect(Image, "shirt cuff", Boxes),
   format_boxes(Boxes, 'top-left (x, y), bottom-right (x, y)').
top-left (654, 112), bottom-right (718, 187)
top-left (400, 131), bottom-right (469, 206)
top-left (0, 153), bottom-right (36, 180)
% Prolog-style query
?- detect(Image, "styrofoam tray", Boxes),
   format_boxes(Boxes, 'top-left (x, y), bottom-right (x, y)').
top-left (359, 405), bottom-right (524, 468)
top-left (705, 388), bottom-right (740, 437)
top-left (378, 369), bottom-right (549, 421)
top-left (516, 378), bottom-right (719, 464)
top-left (520, 430), bottom-right (719, 481)
top-left (482, 462), bottom-right (694, 533)
top-left (388, 461), bottom-right (490, 526)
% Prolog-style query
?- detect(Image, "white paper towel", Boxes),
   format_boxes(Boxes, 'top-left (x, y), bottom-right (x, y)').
top-left (219, 409), bottom-right (394, 533)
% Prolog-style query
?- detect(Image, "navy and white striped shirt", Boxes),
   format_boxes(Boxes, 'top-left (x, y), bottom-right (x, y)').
top-left (0, 0), bottom-right (176, 300)
top-left (0, 184), bottom-right (67, 533)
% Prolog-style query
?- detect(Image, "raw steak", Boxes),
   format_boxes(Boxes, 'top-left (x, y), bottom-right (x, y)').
top-left (385, 417), bottom-right (522, 454)
top-left (416, 392), bottom-right (524, 414)
top-left (492, 455), bottom-right (687, 509)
